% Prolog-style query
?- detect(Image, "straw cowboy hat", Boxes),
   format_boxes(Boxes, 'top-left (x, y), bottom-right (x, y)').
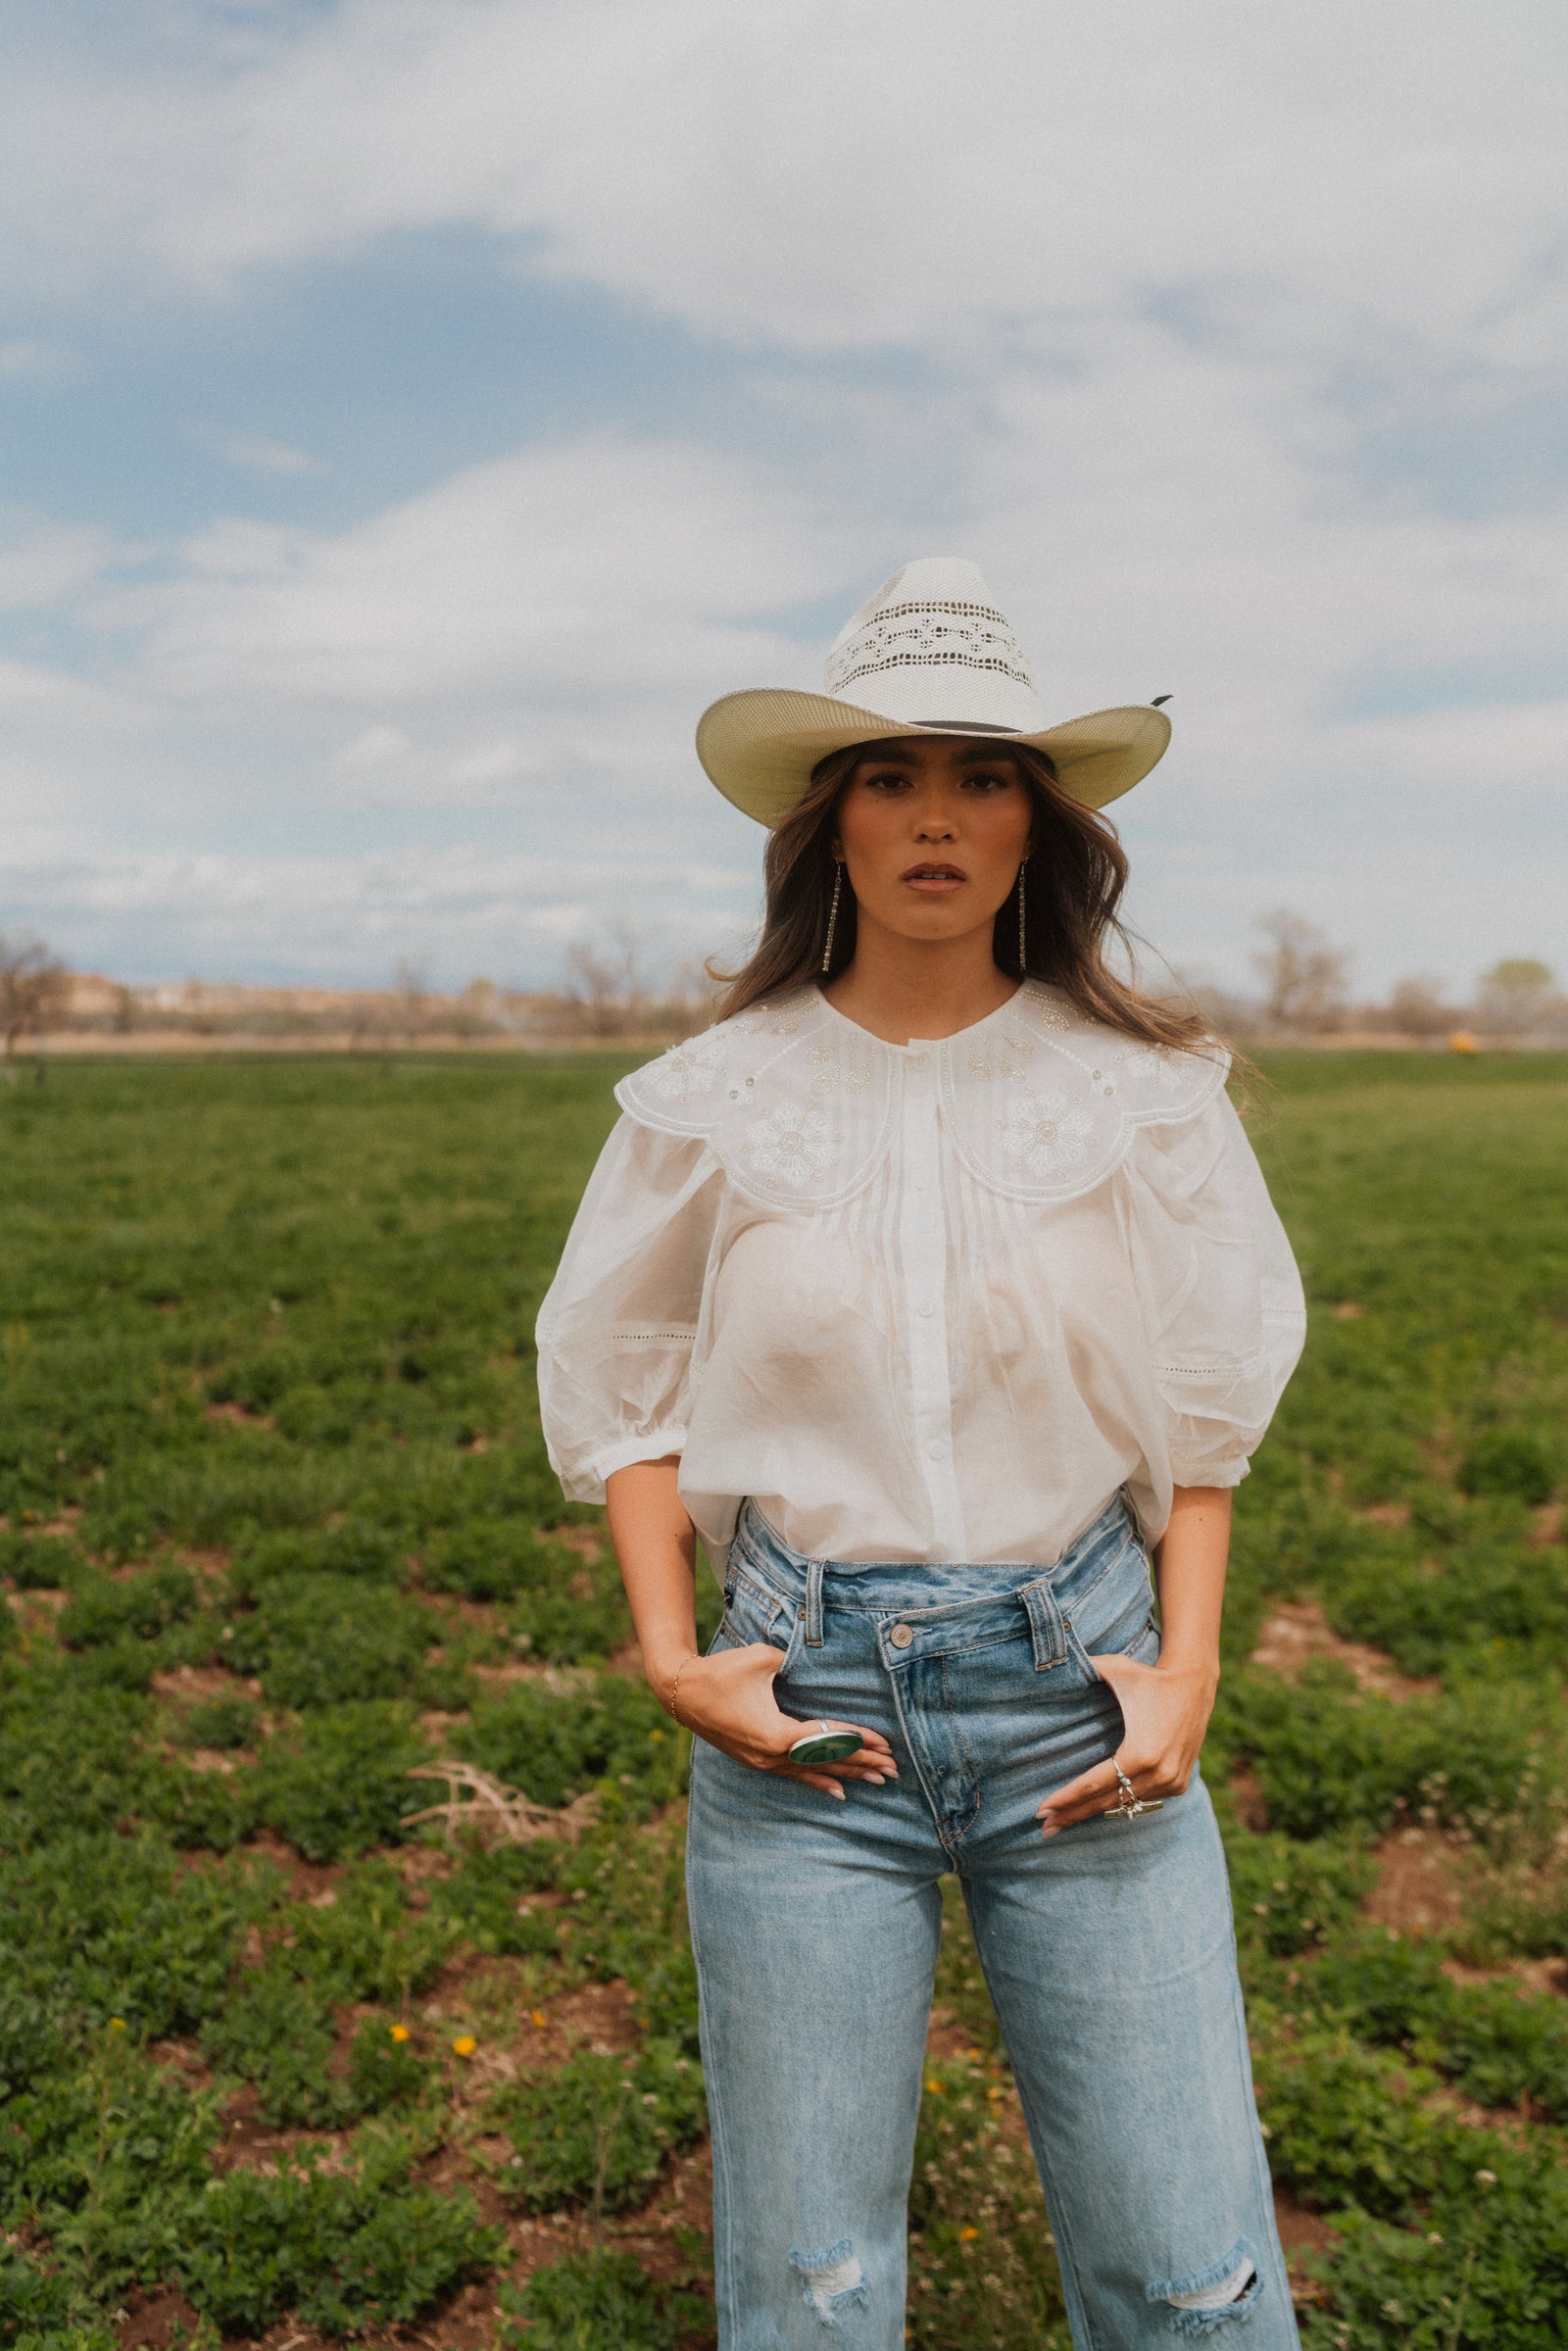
top-left (696, 556), bottom-right (1170, 828)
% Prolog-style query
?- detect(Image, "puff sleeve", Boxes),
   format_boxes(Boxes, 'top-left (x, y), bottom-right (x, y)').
top-left (1119, 1090), bottom-right (1306, 1488)
top-left (534, 1115), bottom-right (722, 1503)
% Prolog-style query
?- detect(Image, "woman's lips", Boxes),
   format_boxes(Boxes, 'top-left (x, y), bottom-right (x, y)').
top-left (902, 864), bottom-right (967, 894)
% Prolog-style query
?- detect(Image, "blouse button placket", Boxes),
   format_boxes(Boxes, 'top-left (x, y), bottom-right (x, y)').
top-left (898, 1047), bottom-right (966, 1560)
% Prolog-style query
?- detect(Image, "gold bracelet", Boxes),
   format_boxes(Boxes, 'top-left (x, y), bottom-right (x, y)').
top-left (665, 1654), bottom-right (698, 1726)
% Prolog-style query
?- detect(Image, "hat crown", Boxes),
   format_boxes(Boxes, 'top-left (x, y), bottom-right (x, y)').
top-left (822, 556), bottom-right (1047, 732)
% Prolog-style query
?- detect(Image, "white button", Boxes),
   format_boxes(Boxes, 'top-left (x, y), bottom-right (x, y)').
top-left (917, 1300), bottom-right (936, 1318)
top-left (927, 1440), bottom-right (947, 1461)
top-left (908, 1050), bottom-right (928, 1067)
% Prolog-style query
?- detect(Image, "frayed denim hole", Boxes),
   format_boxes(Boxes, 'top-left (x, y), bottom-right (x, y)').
top-left (1147, 2238), bottom-right (1261, 2333)
top-left (788, 2238), bottom-right (867, 2325)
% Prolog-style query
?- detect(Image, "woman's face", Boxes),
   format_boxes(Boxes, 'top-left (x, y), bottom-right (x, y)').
top-left (832, 736), bottom-right (1034, 948)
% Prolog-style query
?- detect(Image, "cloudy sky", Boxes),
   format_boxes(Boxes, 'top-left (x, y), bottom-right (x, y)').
top-left (2, 0), bottom-right (1564, 997)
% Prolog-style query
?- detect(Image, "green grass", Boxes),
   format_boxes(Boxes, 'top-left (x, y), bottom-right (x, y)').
top-left (0, 1046), bottom-right (1565, 2348)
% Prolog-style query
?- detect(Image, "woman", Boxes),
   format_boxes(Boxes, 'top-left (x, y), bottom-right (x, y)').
top-left (537, 559), bottom-right (1306, 2348)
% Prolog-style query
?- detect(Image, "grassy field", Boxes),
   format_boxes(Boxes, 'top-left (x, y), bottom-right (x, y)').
top-left (2, 1048), bottom-right (1567, 2351)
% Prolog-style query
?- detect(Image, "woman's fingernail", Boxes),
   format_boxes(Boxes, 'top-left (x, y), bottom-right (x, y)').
top-left (1040, 1825), bottom-right (1060, 1841)
top-left (865, 1772), bottom-right (886, 1785)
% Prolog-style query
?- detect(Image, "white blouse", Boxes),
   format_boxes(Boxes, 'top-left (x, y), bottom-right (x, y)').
top-left (535, 981), bottom-right (1305, 1570)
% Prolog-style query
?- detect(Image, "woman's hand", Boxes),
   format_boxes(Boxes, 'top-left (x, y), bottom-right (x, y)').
top-left (1035, 1652), bottom-right (1217, 1837)
top-left (660, 1642), bottom-right (898, 1799)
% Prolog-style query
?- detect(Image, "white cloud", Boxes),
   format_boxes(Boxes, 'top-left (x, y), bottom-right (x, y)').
top-left (3, 838), bottom-right (751, 985)
top-left (1327, 697), bottom-right (1568, 804)
top-left (0, 338), bottom-right (73, 380)
top-left (1, 2), bottom-right (1563, 994)
top-left (2, 1), bottom-right (1566, 370)
top-left (116, 431), bottom-right (864, 703)
top-left (329, 723), bottom-right (415, 777)
top-left (218, 435), bottom-right (319, 475)
top-left (0, 514), bottom-right (117, 611)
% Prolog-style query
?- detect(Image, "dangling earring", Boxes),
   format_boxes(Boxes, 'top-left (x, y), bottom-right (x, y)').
top-left (821, 860), bottom-right (843, 975)
top-left (1016, 860), bottom-right (1028, 972)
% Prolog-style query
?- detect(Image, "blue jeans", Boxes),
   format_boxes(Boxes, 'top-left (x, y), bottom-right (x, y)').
top-left (685, 1497), bottom-right (1297, 2349)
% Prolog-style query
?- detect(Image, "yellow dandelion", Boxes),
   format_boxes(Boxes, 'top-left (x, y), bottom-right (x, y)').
top-left (452, 2034), bottom-right (477, 2058)
top-left (924, 2078), bottom-right (944, 2095)
top-left (389, 2024), bottom-right (411, 2042)
top-left (957, 2226), bottom-right (980, 2242)
top-left (530, 2009), bottom-right (546, 2028)
top-left (108, 2017), bottom-right (127, 2033)
top-left (986, 2085), bottom-right (1005, 2101)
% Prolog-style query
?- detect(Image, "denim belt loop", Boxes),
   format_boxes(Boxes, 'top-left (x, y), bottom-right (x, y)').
top-left (1020, 1577), bottom-right (1068, 1671)
top-left (805, 1559), bottom-right (825, 1647)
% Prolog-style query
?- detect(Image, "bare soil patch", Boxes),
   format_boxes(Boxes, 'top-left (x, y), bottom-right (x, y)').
top-left (1250, 1596), bottom-right (1439, 1699)
top-left (207, 1399), bottom-right (273, 1429)
top-left (1229, 1764), bottom-right (1271, 1832)
top-left (117, 2285), bottom-right (203, 2351)
top-left (1442, 1953), bottom-right (1568, 1998)
top-left (213, 2083), bottom-right (356, 2178)
top-left (153, 1661), bottom-right (259, 1701)
top-left (546, 1526), bottom-right (605, 1568)
top-left (241, 1831), bottom-right (349, 1905)
top-left (924, 2003), bottom-right (986, 2063)
top-left (1364, 1826), bottom-right (1473, 1935)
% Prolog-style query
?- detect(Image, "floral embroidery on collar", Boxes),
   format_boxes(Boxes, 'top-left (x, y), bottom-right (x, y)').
top-left (1000, 1091), bottom-right (1096, 1177)
top-left (805, 1039), bottom-right (874, 1098)
top-left (748, 1102), bottom-right (840, 1188)
top-left (614, 982), bottom-right (1228, 1208)
top-left (644, 1034), bottom-right (726, 1105)
top-left (966, 1029), bottom-right (1032, 1084)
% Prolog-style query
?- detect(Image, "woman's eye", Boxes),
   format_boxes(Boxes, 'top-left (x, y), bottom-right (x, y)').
top-left (861, 772), bottom-right (910, 793)
top-left (963, 772), bottom-right (1008, 792)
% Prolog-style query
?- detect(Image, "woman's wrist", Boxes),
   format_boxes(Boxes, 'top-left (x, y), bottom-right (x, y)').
top-left (1154, 1648), bottom-right (1220, 1691)
top-left (647, 1644), bottom-right (702, 1714)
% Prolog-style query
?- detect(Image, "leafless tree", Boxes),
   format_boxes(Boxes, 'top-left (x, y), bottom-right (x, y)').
top-left (1252, 910), bottom-right (1351, 1034)
top-left (452, 978), bottom-right (508, 1040)
top-left (393, 957), bottom-right (429, 1048)
top-left (563, 922), bottom-right (650, 1040)
top-left (0, 935), bottom-right (69, 1079)
top-left (1384, 975), bottom-right (1460, 1038)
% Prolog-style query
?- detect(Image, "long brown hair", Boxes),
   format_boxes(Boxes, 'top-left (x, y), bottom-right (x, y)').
top-left (710, 739), bottom-right (1212, 1053)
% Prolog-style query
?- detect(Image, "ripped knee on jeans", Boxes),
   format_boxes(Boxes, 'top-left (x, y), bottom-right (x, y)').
top-left (1147, 2238), bottom-right (1261, 2333)
top-left (788, 2238), bottom-right (867, 2325)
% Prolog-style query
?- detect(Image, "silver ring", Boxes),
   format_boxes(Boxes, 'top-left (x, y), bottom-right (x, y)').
top-left (1110, 1763), bottom-right (1164, 1820)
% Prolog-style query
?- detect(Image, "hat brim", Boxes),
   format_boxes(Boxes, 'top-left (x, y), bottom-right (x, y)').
top-left (695, 689), bottom-right (1171, 828)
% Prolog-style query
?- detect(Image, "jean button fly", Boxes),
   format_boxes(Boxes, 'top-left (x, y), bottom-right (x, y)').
top-left (889, 1623), bottom-right (914, 1649)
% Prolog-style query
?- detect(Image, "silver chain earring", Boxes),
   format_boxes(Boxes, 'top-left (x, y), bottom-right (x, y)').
top-left (1017, 860), bottom-right (1027, 971)
top-left (821, 860), bottom-right (844, 974)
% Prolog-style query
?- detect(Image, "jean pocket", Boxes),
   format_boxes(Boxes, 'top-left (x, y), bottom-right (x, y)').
top-left (713, 1568), bottom-right (795, 1662)
top-left (1061, 1537), bottom-right (1158, 1670)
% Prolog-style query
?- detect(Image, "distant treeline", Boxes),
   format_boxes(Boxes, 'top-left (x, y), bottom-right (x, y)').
top-left (3, 915), bottom-right (1564, 1057)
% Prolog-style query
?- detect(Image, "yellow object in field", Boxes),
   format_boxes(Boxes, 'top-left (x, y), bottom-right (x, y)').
top-left (1447, 1030), bottom-right (1480, 1054)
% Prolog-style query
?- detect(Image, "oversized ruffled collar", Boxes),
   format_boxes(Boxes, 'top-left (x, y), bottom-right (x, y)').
top-left (615, 982), bottom-right (1228, 1210)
